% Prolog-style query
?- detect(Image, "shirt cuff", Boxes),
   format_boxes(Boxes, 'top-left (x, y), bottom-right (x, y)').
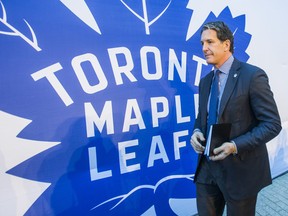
top-left (231, 140), bottom-right (238, 155)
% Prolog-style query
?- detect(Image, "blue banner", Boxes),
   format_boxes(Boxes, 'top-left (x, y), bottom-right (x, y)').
top-left (0, 0), bottom-right (251, 215)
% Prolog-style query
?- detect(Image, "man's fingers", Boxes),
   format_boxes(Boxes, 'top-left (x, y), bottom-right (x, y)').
top-left (190, 132), bottom-right (205, 153)
top-left (210, 152), bottom-right (227, 161)
top-left (195, 144), bottom-right (205, 153)
top-left (210, 142), bottom-right (234, 161)
top-left (213, 145), bottom-right (224, 155)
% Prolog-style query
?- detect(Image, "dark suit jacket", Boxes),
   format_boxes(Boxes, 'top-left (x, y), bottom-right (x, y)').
top-left (194, 58), bottom-right (282, 200)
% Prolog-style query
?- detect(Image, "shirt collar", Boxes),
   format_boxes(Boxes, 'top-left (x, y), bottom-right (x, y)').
top-left (215, 55), bottom-right (234, 75)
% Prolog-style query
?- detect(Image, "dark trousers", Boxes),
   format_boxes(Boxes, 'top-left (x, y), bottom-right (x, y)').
top-left (196, 182), bottom-right (257, 216)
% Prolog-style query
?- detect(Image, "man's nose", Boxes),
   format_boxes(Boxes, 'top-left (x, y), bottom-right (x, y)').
top-left (202, 43), bottom-right (208, 52)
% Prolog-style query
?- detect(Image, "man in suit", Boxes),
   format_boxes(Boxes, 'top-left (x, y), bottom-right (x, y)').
top-left (190, 21), bottom-right (282, 215)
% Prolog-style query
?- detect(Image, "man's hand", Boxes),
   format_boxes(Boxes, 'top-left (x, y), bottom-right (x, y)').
top-left (209, 142), bottom-right (237, 161)
top-left (190, 131), bottom-right (205, 154)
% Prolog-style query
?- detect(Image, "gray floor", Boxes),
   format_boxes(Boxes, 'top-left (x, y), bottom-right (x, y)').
top-left (255, 172), bottom-right (288, 215)
top-left (221, 172), bottom-right (288, 215)
top-left (193, 172), bottom-right (288, 215)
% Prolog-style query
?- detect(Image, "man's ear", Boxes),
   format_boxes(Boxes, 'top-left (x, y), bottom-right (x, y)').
top-left (224, 39), bottom-right (231, 52)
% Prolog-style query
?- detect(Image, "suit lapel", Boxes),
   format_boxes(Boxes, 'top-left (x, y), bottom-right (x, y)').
top-left (202, 71), bottom-right (214, 120)
top-left (218, 59), bottom-right (241, 119)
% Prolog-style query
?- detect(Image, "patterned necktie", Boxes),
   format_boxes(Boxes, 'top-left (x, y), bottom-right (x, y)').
top-left (207, 70), bottom-right (220, 132)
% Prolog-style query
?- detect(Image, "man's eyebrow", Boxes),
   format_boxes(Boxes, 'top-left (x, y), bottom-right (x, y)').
top-left (201, 38), bottom-right (213, 42)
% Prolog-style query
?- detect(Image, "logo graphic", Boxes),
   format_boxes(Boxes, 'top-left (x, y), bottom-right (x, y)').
top-left (92, 174), bottom-right (194, 211)
top-left (60, 0), bottom-right (101, 34)
top-left (0, 0), bottom-right (251, 215)
top-left (0, 1), bottom-right (41, 51)
top-left (120, 0), bottom-right (172, 35)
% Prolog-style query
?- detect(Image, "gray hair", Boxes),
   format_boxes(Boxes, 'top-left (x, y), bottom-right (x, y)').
top-left (201, 21), bottom-right (234, 53)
